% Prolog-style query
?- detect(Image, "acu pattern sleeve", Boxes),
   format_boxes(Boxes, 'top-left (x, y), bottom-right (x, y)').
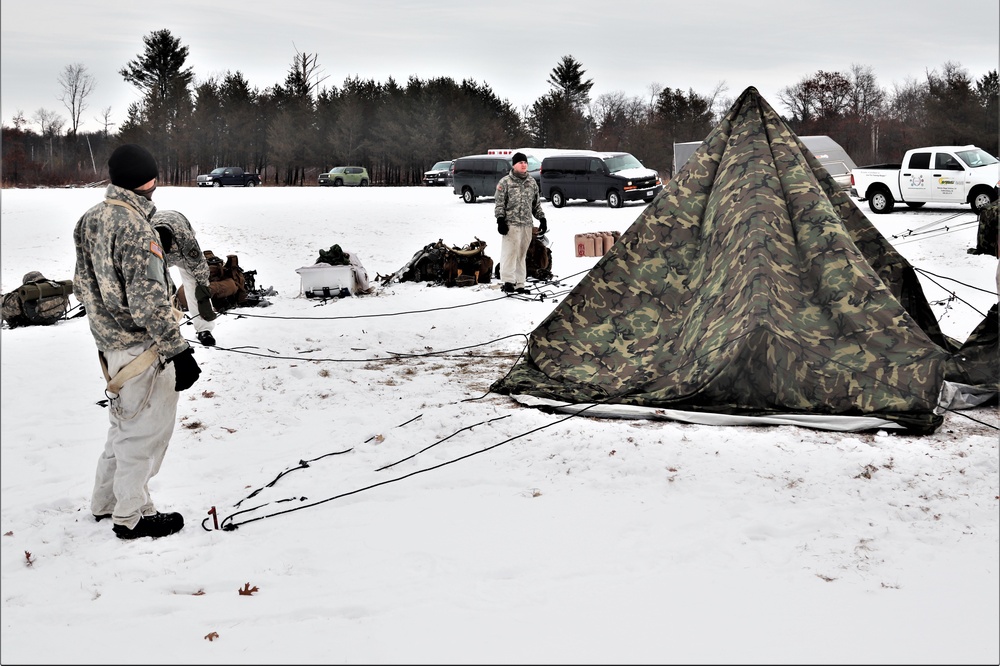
top-left (494, 175), bottom-right (511, 220)
top-left (117, 219), bottom-right (189, 359)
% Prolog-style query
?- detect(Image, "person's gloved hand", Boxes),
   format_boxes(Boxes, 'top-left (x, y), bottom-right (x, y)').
top-left (497, 218), bottom-right (508, 235)
top-left (539, 218), bottom-right (548, 235)
top-left (167, 347), bottom-right (201, 392)
top-left (194, 284), bottom-right (217, 321)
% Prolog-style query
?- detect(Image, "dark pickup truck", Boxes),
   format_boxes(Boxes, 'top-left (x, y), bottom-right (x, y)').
top-left (196, 167), bottom-right (262, 187)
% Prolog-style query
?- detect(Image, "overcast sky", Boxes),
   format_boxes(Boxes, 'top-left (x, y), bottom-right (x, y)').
top-left (2, 0), bottom-right (998, 134)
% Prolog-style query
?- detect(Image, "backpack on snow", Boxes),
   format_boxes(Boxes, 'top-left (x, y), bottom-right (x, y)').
top-left (1, 271), bottom-right (72, 329)
top-left (390, 239), bottom-right (493, 287)
top-left (177, 251), bottom-right (249, 312)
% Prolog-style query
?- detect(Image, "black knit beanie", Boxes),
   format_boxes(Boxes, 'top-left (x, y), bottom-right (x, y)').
top-left (511, 151), bottom-right (527, 165)
top-left (108, 144), bottom-right (158, 190)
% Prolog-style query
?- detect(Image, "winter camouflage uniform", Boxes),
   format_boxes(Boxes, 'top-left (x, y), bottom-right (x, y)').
top-left (74, 184), bottom-right (190, 530)
top-left (494, 170), bottom-right (545, 288)
top-left (152, 210), bottom-right (217, 335)
top-left (74, 186), bottom-right (188, 358)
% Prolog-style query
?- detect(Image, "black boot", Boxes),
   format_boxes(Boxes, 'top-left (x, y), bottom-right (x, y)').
top-left (197, 330), bottom-right (216, 346)
top-left (113, 512), bottom-right (184, 540)
top-left (502, 282), bottom-right (516, 293)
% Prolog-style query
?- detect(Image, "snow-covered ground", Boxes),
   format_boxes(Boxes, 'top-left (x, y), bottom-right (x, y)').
top-left (1, 185), bottom-right (997, 664)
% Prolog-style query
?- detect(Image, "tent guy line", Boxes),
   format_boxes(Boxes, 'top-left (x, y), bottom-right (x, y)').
top-left (207, 406), bottom-right (601, 532)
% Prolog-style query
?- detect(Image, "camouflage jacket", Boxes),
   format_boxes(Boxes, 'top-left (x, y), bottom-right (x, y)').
top-left (494, 171), bottom-right (544, 227)
top-left (152, 210), bottom-right (211, 288)
top-left (73, 185), bottom-right (189, 359)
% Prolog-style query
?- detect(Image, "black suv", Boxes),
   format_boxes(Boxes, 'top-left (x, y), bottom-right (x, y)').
top-left (540, 152), bottom-right (662, 208)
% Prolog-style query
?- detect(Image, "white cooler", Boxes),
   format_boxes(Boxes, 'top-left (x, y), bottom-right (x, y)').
top-left (296, 264), bottom-right (355, 298)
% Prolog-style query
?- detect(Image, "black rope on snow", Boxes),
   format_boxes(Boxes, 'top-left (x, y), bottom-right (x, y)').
top-left (212, 401), bottom-right (614, 532)
top-left (183, 332), bottom-right (530, 364)
top-left (202, 414), bottom-right (425, 531)
top-left (375, 414), bottom-right (512, 472)
top-left (233, 447), bottom-right (354, 508)
top-left (224, 292), bottom-right (512, 321)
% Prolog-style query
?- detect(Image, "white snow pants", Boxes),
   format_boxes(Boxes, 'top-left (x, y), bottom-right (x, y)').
top-left (500, 224), bottom-right (533, 288)
top-left (177, 266), bottom-right (216, 334)
top-left (91, 342), bottom-right (179, 530)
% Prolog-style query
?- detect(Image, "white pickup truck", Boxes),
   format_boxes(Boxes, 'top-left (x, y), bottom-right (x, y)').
top-left (849, 145), bottom-right (998, 214)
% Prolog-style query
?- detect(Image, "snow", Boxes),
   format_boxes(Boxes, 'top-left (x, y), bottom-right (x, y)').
top-left (1, 184), bottom-right (997, 665)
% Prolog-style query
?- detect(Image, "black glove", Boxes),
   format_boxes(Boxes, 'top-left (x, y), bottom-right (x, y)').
top-left (497, 218), bottom-right (509, 235)
top-left (194, 284), bottom-right (217, 322)
top-left (167, 347), bottom-right (201, 392)
top-left (539, 218), bottom-right (548, 235)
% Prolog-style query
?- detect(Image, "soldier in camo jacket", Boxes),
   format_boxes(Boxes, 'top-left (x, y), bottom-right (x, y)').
top-left (152, 209), bottom-right (219, 346)
top-left (73, 144), bottom-right (202, 540)
top-left (495, 152), bottom-right (547, 294)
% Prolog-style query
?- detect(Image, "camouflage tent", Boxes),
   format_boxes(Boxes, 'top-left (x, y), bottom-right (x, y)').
top-left (491, 86), bottom-right (997, 433)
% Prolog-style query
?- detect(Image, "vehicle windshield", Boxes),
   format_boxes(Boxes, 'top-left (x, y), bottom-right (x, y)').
top-left (526, 156), bottom-right (542, 171)
top-left (824, 162), bottom-right (849, 176)
top-left (210, 168), bottom-right (225, 175)
top-left (331, 167), bottom-right (346, 173)
top-left (430, 161), bottom-right (451, 171)
top-left (955, 148), bottom-right (999, 168)
top-left (602, 154), bottom-right (644, 173)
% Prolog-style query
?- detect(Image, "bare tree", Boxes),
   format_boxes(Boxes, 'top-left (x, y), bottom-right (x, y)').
top-left (31, 108), bottom-right (65, 168)
top-left (705, 80), bottom-right (730, 122)
top-left (94, 106), bottom-right (115, 137)
top-left (58, 63), bottom-right (96, 135)
top-left (11, 110), bottom-right (29, 131)
top-left (31, 108), bottom-right (65, 137)
top-left (287, 45), bottom-right (329, 99)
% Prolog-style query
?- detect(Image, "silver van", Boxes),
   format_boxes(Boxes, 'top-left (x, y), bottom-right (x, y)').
top-left (452, 154), bottom-right (512, 203)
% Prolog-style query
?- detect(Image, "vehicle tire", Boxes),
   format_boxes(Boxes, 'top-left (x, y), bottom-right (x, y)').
top-left (462, 187), bottom-right (476, 204)
top-left (607, 190), bottom-right (623, 209)
top-left (213, 181), bottom-right (222, 188)
top-left (245, 180), bottom-right (256, 187)
top-left (905, 202), bottom-right (925, 209)
top-left (970, 188), bottom-right (996, 213)
top-left (334, 178), bottom-right (343, 187)
top-left (868, 187), bottom-right (894, 214)
top-left (360, 179), bottom-right (369, 187)
top-left (550, 190), bottom-right (565, 208)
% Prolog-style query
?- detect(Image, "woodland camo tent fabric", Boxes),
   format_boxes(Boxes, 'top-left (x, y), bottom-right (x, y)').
top-left (492, 86), bottom-right (998, 433)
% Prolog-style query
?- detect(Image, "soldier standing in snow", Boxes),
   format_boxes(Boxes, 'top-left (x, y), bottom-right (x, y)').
top-left (73, 144), bottom-right (201, 540)
top-left (152, 209), bottom-right (219, 346)
top-left (495, 151), bottom-right (547, 294)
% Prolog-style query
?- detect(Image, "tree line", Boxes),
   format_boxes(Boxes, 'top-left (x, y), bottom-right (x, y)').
top-left (2, 28), bottom-right (997, 187)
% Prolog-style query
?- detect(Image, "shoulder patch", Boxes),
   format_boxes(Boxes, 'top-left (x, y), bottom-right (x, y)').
top-left (149, 240), bottom-right (164, 260)
top-left (497, 183), bottom-right (504, 192)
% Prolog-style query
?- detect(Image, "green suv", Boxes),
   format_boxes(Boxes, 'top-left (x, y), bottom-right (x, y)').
top-left (319, 166), bottom-right (370, 187)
